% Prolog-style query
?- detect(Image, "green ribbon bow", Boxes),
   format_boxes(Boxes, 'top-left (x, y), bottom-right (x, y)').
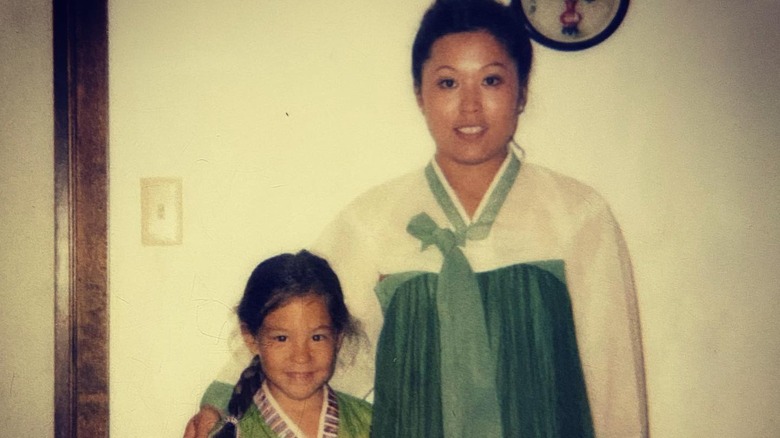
top-left (407, 212), bottom-right (503, 437)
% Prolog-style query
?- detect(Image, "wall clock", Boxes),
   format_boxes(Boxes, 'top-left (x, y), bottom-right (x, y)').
top-left (512, 0), bottom-right (630, 51)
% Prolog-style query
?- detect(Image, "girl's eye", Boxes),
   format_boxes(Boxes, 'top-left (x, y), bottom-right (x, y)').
top-left (312, 334), bottom-right (328, 342)
top-left (437, 78), bottom-right (456, 89)
top-left (483, 75), bottom-right (503, 86)
top-left (274, 335), bottom-right (287, 342)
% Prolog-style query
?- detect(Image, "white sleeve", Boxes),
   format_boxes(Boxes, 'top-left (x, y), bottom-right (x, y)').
top-left (310, 205), bottom-right (384, 401)
top-left (565, 194), bottom-right (649, 437)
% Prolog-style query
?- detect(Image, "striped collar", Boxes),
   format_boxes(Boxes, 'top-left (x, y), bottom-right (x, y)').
top-left (254, 382), bottom-right (339, 438)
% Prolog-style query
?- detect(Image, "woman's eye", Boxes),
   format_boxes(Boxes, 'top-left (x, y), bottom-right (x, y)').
top-left (437, 78), bottom-right (456, 89)
top-left (312, 334), bottom-right (328, 342)
top-left (274, 335), bottom-right (287, 342)
top-left (483, 75), bottom-right (503, 86)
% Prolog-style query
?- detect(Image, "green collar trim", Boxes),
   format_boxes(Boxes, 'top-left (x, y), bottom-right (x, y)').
top-left (425, 152), bottom-right (520, 242)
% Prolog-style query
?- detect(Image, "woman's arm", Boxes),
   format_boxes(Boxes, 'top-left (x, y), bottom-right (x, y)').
top-left (566, 193), bottom-right (649, 437)
top-left (182, 406), bottom-right (220, 438)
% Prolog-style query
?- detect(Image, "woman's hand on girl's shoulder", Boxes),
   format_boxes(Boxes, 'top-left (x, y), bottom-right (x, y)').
top-left (183, 406), bottom-right (221, 438)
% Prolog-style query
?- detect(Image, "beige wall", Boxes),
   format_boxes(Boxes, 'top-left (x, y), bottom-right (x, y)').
top-left (107, 1), bottom-right (780, 437)
top-left (0, 1), bottom-right (54, 436)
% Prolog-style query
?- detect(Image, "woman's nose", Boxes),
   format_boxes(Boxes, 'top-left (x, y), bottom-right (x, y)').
top-left (459, 85), bottom-right (482, 113)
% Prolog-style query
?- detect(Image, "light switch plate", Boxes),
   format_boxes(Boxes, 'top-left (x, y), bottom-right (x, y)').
top-left (141, 177), bottom-right (182, 245)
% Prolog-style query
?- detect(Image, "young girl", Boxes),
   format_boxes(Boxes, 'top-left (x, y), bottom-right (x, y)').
top-left (199, 250), bottom-right (372, 438)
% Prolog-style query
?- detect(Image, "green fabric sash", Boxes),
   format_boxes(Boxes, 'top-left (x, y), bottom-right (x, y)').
top-left (407, 213), bottom-right (502, 437)
top-left (406, 154), bottom-right (520, 437)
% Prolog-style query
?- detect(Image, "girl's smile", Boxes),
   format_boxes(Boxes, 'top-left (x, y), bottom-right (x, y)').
top-left (243, 294), bottom-right (340, 414)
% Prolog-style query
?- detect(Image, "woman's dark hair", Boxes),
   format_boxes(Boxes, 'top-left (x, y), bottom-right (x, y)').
top-left (412, 0), bottom-right (533, 91)
top-left (212, 250), bottom-right (357, 438)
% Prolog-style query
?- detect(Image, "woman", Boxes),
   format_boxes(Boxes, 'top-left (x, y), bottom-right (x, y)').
top-left (313, 0), bottom-right (648, 436)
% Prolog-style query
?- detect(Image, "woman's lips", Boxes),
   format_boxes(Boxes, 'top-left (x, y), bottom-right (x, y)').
top-left (456, 125), bottom-right (485, 135)
top-left (454, 125), bottom-right (486, 141)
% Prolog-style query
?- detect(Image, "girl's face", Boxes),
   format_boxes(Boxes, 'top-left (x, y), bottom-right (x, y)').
top-left (416, 31), bottom-right (523, 172)
top-left (244, 294), bottom-right (340, 412)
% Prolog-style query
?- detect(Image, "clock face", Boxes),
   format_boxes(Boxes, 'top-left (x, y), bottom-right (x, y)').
top-left (513, 0), bottom-right (630, 51)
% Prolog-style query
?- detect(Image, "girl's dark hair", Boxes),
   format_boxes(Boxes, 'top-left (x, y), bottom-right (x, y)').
top-left (412, 0), bottom-right (533, 91)
top-left (212, 250), bottom-right (357, 438)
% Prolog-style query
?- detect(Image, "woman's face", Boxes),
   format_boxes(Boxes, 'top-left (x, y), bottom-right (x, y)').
top-left (243, 294), bottom-right (340, 412)
top-left (416, 31), bottom-right (523, 171)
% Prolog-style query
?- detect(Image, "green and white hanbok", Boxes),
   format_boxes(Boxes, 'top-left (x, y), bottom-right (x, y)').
top-left (315, 149), bottom-right (647, 437)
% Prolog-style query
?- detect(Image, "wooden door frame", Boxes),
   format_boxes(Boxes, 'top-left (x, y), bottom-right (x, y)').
top-left (53, 0), bottom-right (109, 436)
